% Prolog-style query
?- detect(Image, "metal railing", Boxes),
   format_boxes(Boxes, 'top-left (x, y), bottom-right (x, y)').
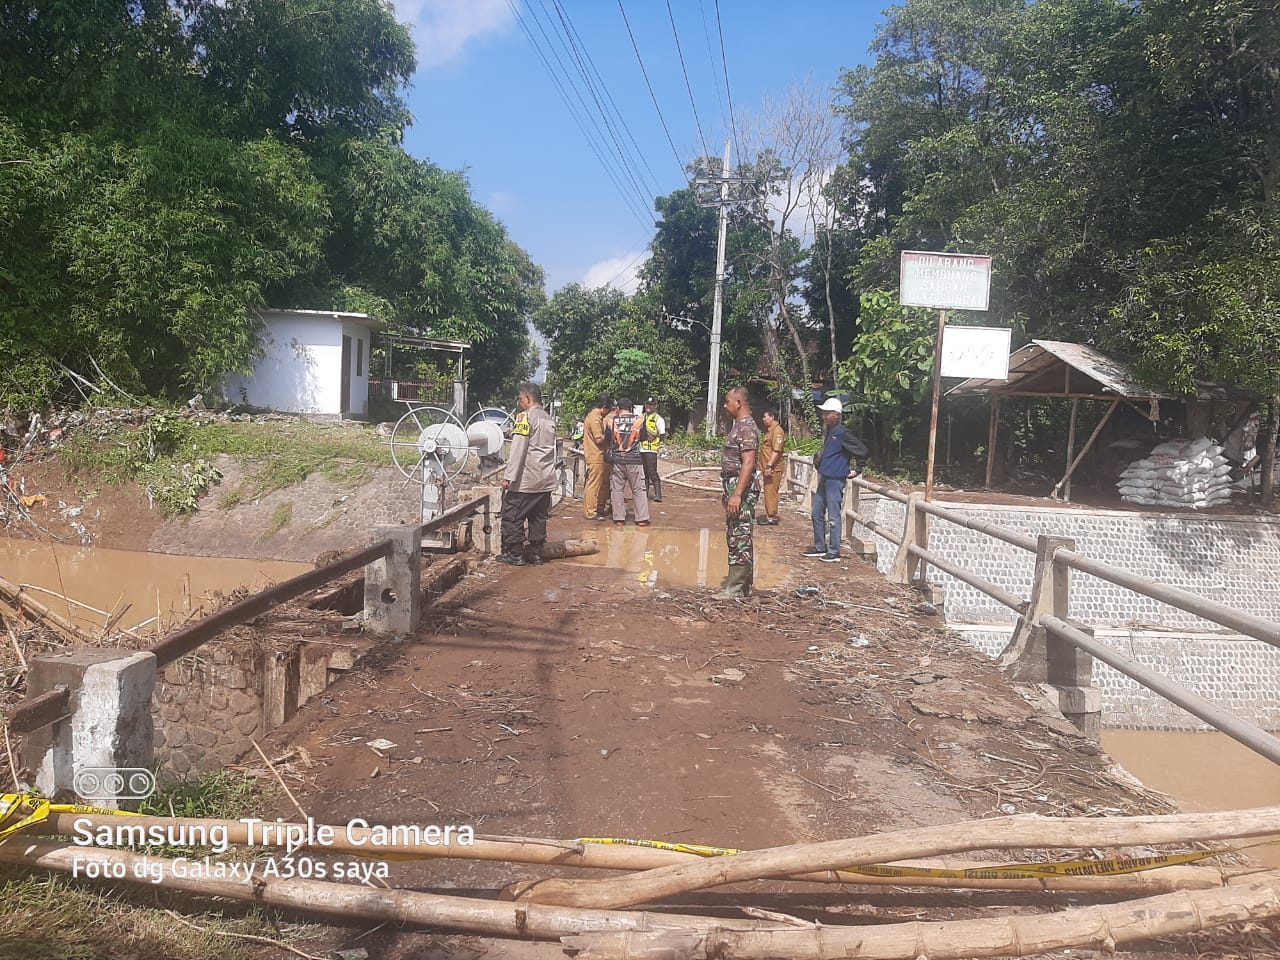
top-left (786, 452), bottom-right (1280, 764)
top-left (6, 496), bottom-right (493, 731)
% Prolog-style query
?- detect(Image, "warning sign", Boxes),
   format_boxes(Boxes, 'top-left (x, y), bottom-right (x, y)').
top-left (900, 251), bottom-right (992, 312)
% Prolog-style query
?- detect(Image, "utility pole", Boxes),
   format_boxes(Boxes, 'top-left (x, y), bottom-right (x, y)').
top-left (702, 140), bottom-right (733, 439)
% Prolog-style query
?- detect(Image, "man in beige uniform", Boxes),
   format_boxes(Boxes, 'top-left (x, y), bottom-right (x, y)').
top-left (758, 409), bottom-right (787, 525)
top-left (581, 393), bottom-right (612, 520)
top-left (500, 382), bottom-right (557, 565)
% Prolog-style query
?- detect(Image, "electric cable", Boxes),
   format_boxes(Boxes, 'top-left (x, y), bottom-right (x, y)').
top-left (616, 0), bottom-right (686, 177)
top-left (714, 0), bottom-right (741, 153)
top-left (549, 0), bottom-right (663, 199)
top-left (664, 0), bottom-right (711, 161)
top-left (503, 0), bottom-right (652, 230)
top-left (526, 0), bottom-right (656, 221)
top-left (697, 0), bottom-right (729, 140)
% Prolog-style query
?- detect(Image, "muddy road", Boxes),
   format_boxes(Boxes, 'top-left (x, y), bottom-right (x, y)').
top-left (239, 482), bottom-right (1275, 959)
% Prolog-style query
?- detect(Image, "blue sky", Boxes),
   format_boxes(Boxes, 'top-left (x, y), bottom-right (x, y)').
top-left (393, 1), bottom-right (887, 296)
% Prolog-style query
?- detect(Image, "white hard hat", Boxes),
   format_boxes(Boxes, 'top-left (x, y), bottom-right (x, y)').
top-left (818, 397), bottom-right (844, 413)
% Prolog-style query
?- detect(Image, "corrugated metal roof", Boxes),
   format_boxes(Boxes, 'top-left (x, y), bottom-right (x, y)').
top-left (948, 340), bottom-right (1172, 399)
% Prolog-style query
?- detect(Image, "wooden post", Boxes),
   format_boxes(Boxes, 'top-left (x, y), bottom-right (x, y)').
top-left (1051, 399), bottom-right (1120, 500)
top-left (1063, 398), bottom-right (1080, 502)
top-left (999, 535), bottom-right (1075, 680)
top-left (985, 394), bottom-right (1001, 487)
top-left (1263, 397), bottom-right (1278, 508)
top-left (925, 309), bottom-right (947, 500)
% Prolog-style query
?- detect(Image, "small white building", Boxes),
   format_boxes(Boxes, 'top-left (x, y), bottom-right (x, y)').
top-left (222, 309), bottom-right (382, 417)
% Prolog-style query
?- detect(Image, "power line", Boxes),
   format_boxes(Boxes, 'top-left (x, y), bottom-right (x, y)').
top-left (524, 0), bottom-right (655, 217)
top-left (616, 0), bottom-right (685, 177)
top-left (549, 0), bottom-right (663, 199)
top-left (697, 0), bottom-right (729, 139)
top-left (713, 0), bottom-right (741, 153)
top-left (603, 241), bottom-right (654, 292)
top-left (520, 0), bottom-right (654, 221)
top-left (665, 0), bottom-right (711, 162)
top-left (503, 0), bottom-right (652, 229)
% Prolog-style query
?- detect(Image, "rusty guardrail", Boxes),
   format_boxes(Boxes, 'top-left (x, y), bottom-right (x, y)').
top-left (6, 496), bottom-right (493, 730)
top-left (6, 685), bottom-right (70, 735)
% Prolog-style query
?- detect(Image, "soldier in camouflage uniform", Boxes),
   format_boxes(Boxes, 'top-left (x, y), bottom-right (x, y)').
top-left (716, 386), bottom-right (760, 599)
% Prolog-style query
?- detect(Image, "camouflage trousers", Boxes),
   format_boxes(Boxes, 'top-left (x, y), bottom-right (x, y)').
top-left (721, 474), bottom-right (760, 567)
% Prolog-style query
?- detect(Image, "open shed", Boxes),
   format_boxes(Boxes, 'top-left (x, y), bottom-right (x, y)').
top-left (948, 340), bottom-right (1263, 500)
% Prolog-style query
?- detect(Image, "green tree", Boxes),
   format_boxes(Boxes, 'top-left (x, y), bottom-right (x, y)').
top-left (533, 284), bottom-right (700, 422)
top-left (0, 0), bottom-right (541, 408)
top-left (836, 291), bottom-right (935, 460)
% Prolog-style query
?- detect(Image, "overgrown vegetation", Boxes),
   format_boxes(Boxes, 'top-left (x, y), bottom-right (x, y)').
top-left (61, 417), bottom-right (393, 515)
top-left (0, 770), bottom-right (309, 960)
top-left (0, 0), bottom-right (543, 409)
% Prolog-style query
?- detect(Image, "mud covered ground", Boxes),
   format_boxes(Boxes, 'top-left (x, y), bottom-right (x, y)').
top-left (5, 444), bottom-right (1278, 959)
top-left (243, 482), bottom-right (1280, 960)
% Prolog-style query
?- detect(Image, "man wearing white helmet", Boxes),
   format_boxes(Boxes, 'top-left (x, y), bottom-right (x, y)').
top-left (802, 397), bottom-right (867, 563)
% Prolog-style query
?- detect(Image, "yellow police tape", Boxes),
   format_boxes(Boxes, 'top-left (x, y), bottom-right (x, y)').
top-left (576, 836), bottom-right (1225, 880)
top-left (0, 793), bottom-right (138, 845)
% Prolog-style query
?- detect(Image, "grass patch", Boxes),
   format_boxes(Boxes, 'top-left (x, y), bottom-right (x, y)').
top-left (215, 489), bottom-right (243, 510)
top-left (0, 771), bottom-right (309, 960)
top-left (62, 415), bottom-right (394, 517)
top-left (269, 502), bottom-right (292, 533)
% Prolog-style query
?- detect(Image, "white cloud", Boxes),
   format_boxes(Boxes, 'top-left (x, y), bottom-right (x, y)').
top-left (486, 190), bottom-right (517, 213)
top-left (392, 0), bottom-right (515, 70)
top-left (582, 251), bottom-right (649, 295)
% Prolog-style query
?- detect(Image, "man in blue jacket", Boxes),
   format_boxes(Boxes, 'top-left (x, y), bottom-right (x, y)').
top-left (803, 397), bottom-right (868, 562)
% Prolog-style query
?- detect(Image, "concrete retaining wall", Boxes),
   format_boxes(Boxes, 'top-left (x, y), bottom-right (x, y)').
top-left (856, 494), bottom-right (1280, 730)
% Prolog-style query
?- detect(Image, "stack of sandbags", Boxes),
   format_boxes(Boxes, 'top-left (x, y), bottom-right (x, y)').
top-left (1117, 438), bottom-right (1233, 508)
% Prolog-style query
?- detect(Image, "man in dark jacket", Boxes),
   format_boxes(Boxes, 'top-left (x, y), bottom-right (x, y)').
top-left (803, 397), bottom-right (867, 562)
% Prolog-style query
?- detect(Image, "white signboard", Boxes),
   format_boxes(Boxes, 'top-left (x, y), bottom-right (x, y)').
top-left (900, 251), bottom-right (992, 312)
top-left (940, 325), bottom-right (1011, 379)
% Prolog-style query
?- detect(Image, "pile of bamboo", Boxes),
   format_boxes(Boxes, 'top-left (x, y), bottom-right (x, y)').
top-left (7, 805), bottom-right (1280, 958)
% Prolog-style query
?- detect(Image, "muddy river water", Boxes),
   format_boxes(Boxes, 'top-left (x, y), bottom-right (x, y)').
top-left (0, 539), bottom-right (311, 638)
top-left (1104, 729), bottom-right (1280, 865)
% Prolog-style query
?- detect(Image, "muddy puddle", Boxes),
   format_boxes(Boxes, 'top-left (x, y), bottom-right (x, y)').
top-left (1104, 729), bottom-right (1280, 866)
top-left (0, 539), bottom-right (310, 638)
top-left (565, 524), bottom-right (788, 590)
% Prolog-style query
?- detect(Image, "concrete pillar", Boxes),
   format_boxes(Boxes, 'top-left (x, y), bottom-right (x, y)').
top-left (889, 492), bottom-right (928, 585)
top-left (24, 649), bottom-right (156, 808)
top-left (364, 525), bottom-right (422, 635)
top-left (999, 535), bottom-right (1076, 676)
top-left (844, 483), bottom-right (877, 559)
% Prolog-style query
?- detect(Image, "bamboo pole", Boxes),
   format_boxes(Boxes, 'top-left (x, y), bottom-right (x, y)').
top-left (0, 839), bottom-right (769, 939)
top-left (562, 870), bottom-right (1280, 959)
top-left (33, 811), bottom-right (1252, 896)
top-left (0, 574), bottom-right (94, 643)
top-left (1050, 399), bottom-right (1119, 500)
top-left (508, 805), bottom-right (1280, 908)
top-left (540, 539), bottom-right (599, 560)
